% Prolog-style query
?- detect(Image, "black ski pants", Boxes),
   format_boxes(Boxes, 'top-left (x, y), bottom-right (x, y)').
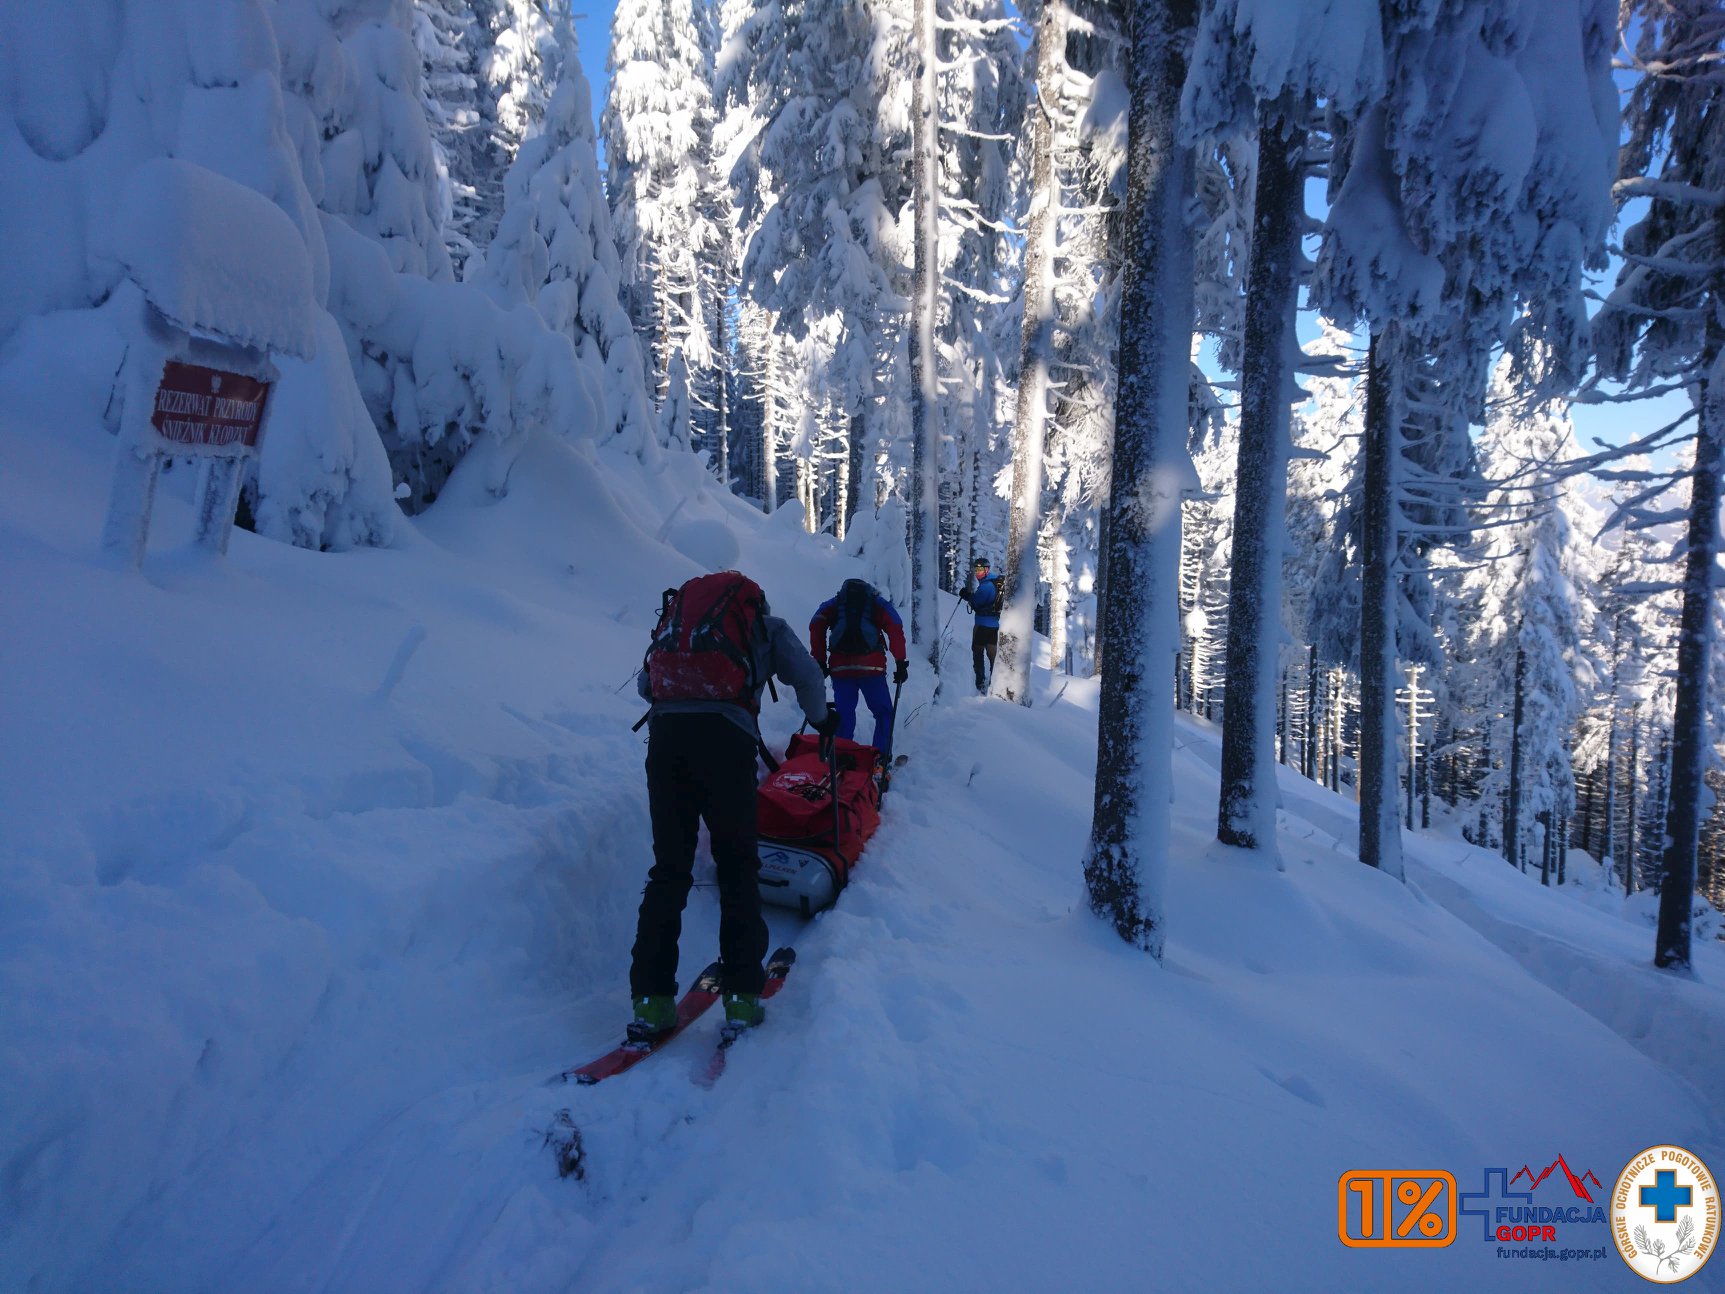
top-left (630, 713), bottom-right (768, 997)
top-left (972, 625), bottom-right (999, 690)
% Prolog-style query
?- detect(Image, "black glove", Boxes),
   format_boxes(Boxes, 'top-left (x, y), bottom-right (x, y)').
top-left (957, 588), bottom-right (971, 604)
top-left (893, 659), bottom-right (909, 685)
top-left (812, 708), bottom-right (840, 738)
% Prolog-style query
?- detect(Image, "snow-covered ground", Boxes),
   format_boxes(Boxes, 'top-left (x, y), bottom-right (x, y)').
top-left (5, 379), bottom-right (1723, 1293)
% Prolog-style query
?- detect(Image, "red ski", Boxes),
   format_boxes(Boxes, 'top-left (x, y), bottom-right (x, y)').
top-left (694, 948), bottom-right (797, 1088)
top-left (560, 960), bottom-right (725, 1086)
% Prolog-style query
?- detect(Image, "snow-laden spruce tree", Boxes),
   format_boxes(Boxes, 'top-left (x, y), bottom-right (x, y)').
top-left (1591, 0), bottom-right (1725, 971)
top-left (996, 0), bottom-right (1118, 695)
top-left (936, 0), bottom-right (1023, 592)
top-left (1458, 354), bottom-right (1597, 876)
top-left (1593, 510), bottom-right (1677, 884)
top-left (601, 0), bottom-right (723, 396)
top-left (711, 0), bottom-right (772, 502)
top-left (732, 0), bottom-right (909, 540)
top-left (1180, 419), bottom-right (1238, 718)
top-left (276, 0), bottom-right (605, 511)
top-left (1081, 0), bottom-right (1203, 957)
top-left (477, 43), bottom-right (657, 457)
top-left (284, 5), bottom-right (454, 283)
top-left (414, 0), bottom-right (569, 276)
top-left (1285, 323), bottom-right (1362, 669)
top-left (1311, 0), bottom-right (1616, 879)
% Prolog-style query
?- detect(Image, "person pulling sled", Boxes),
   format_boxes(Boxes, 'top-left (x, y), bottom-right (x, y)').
top-left (957, 556), bottom-right (1001, 695)
top-left (808, 578), bottom-right (907, 777)
top-left (629, 571), bottom-right (835, 1041)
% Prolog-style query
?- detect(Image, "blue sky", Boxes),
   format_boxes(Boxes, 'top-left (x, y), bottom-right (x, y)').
top-left (570, 10), bottom-right (615, 133)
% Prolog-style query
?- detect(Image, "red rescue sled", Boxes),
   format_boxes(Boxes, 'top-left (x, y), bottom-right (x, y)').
top-left (756, 734), bottom-right (882, 916)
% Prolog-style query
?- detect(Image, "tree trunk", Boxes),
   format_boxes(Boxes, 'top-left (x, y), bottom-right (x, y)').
top-left (799, 456), bottom-right (816, 532)
top-left (715, 297), bottom-right (731, 490)
top-left (1278, 667), bottom-right (1289, 767)
top-left (908, 0), bottom-right (943, 677)
top-left (1305, 643), bottom-right (1318, 781)
top-left (1049, 523), bottom-right (1072, 673)
top-left (1405, 677), bottom-right (1416, 833)
top-left (1420, 731), bottom-right (1431, 829)
top-left (1478, 719), bottom-right (1493, 843)
top-left (1657, 344), bottom-right (1722, 969)
top-left (1626, 703), bottom-right (1640, 895)
top-left (1081, 0), bottom-right (1199, 957)
top-left (1593, 669), bottom-right (1607, 862)
top-left (1093, 463), bottom-right (1112, 674)
top-left (762, 340), bottom-right (779, 512)
top-left (1356, 329), bottom-right (1404, 878)
top-left (967, 363), bottom-right (983, 577)
top-left (995, 0), bottom-right (1064, 705)
top-left (847, 410), bottom-right (866, 535)
top-left (1505, 644), bottom-right (1526, 870)
top-left (1217, 97), bottom-right (1303, 852)
top-left (1578, 749), bottom-right (1596, 858)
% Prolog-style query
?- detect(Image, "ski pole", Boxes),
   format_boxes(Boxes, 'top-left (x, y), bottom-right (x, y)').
top-left (941, 599), bottom-right (962, 638)
top-left (884, 676), bottom-right (904, 765)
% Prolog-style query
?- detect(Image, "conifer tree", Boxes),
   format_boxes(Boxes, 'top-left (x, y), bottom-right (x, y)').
top-left (1592, 0), bottom-right (1725, 971)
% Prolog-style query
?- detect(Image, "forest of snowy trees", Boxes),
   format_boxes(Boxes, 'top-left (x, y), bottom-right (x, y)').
top-left (599, 0), bottom-right (1725, 971)
top-left (1, 0), bottom-right (1720, 968)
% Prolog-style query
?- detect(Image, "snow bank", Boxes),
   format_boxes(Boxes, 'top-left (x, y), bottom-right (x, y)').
top-left (255, 310), bottom-right (398, 549)
top-left (109, 158), bottom-right (318, 359)
top-left (667, 518), bottom-right (742, 571)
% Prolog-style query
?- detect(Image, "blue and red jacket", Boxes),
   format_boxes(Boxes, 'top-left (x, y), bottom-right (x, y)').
top-left (809, 586), bottom-right (907, 678)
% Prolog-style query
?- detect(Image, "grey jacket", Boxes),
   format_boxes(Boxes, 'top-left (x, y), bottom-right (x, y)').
top-left (638, 611), bottom-right (830, 738)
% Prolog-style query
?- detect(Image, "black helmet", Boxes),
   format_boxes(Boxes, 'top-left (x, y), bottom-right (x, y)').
top-left (971, 556), bottom-right (990, 571)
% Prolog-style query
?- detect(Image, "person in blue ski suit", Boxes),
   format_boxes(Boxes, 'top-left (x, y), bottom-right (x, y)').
top-left (957, 557), bottom-right (1001, 693)
top-left (808, 579), bottom-right (908, 763)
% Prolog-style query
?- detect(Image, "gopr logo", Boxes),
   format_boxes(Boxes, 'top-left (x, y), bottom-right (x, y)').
top-left (1611, 1145), bottom-right (1720, 1284)
top-left (1459, 1156), bottom-right (1609, 1243)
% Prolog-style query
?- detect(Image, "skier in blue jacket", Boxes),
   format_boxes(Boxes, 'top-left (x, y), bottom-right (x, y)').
top-left (957, 556), bottom-right (1001, 694)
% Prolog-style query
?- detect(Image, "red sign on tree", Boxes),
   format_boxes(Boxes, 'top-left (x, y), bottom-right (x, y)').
top-left (150, 361), bottom-right (270, 450)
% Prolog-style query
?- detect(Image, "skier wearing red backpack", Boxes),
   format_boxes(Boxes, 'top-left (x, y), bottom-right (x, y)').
top-left (629, 571), bottom-right (835, 1039)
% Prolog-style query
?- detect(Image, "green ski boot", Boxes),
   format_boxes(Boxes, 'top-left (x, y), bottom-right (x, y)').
top-left (722, 992), bottom-right (765, 1031)
top-left (627, 993), bottom-right (676, 1042)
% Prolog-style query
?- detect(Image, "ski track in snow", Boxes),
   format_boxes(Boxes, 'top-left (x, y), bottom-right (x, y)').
top-left (5, 410), bottom-right (1725, 1294)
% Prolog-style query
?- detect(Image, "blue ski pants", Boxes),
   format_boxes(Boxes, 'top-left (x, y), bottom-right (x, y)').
top-left (832, 673), bottom-right (895, 762)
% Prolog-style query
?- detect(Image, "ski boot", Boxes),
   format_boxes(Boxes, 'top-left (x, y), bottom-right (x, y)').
top-left (627, 993), bottom-right (676, 1042)
top-left (720, 992), bottom-right (765, 1041)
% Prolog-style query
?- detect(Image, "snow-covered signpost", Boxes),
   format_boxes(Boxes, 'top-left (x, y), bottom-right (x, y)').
top-left (99, 159), bottom-right (317, 568)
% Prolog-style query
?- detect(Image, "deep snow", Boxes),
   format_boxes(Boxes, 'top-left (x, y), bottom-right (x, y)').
top-left (4, 376), bottom-right (1723, 1293)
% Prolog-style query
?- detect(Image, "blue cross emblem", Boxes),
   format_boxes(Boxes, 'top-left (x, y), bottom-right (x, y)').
top-left (1639, 1170), bottom-right (1692, 1223)
top-left (1459, 1169), bottom-right (1533, 1241)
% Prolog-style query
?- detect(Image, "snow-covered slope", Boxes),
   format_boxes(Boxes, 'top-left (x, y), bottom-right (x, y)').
top-left (4, 380), bottom-right (1722, 1292)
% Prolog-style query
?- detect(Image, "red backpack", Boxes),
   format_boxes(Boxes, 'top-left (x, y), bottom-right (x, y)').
top-left (645, 572), bottom-right (768, 711)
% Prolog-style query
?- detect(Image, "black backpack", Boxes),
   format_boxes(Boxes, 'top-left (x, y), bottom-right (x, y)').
top-left (830, 579), bottom-right (882, 654)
